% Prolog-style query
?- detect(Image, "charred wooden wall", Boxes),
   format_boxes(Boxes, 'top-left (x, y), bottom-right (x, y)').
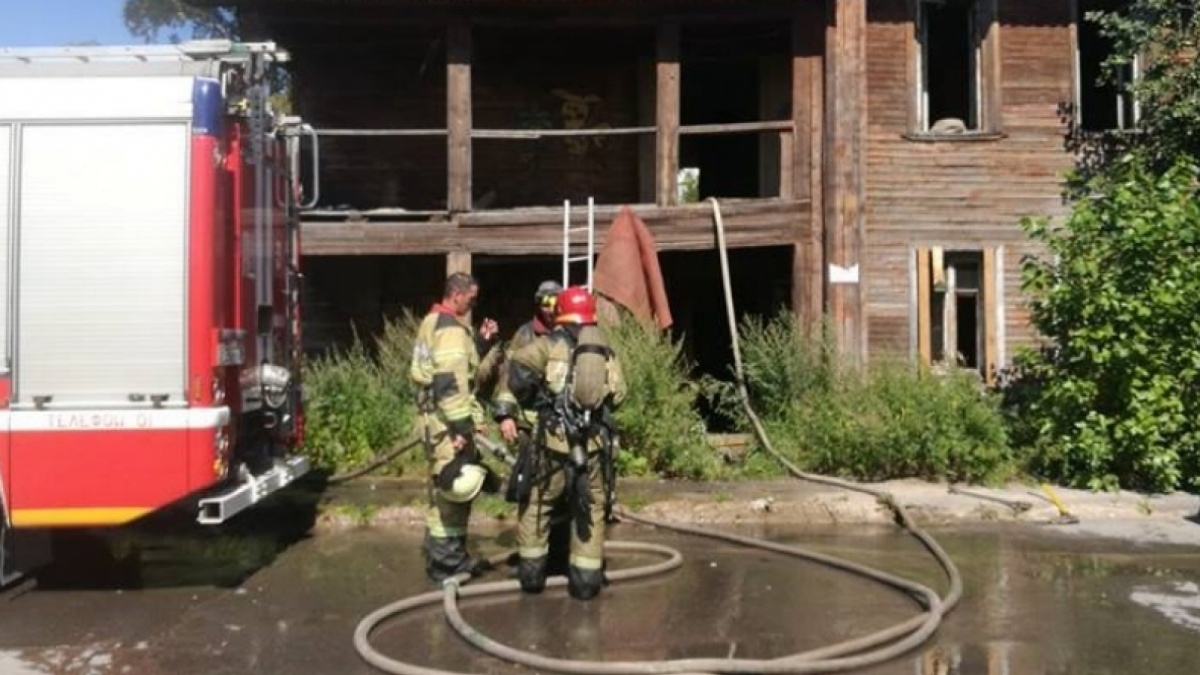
top-left (255, 8), bottom-right (798, 213)
top-left (472, 27), bottom-right (650, 208)
top-left (280, 24), bottom-right (449, 210)
top-left (864, 0), bottom-right (1073, 359)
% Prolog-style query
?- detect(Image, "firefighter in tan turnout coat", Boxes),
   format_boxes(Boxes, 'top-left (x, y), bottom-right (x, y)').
top-left (504, 285), bottom-right (627, 600)
top-left (410, 272), bottom-right (501, 583)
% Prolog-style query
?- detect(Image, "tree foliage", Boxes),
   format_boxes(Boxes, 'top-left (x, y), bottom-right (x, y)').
top-left (1093, 0), bottom-right (1200, 169)
top-left (1008, 1), bottom-right (1200, 493)
top-left (1015, 159), bottom-right (1200, 492)
top-left (123, 0), bottom-right (236, 44)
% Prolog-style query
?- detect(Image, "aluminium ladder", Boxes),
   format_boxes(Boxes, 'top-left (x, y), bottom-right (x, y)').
top-left (561, 196), bottom-right (596, 292)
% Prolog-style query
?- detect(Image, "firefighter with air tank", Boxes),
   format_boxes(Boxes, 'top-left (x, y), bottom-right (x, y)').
top-left (500, 285), bottom-right (627, 601)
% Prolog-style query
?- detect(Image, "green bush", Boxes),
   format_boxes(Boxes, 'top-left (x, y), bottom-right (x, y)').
top-left (1006, 158), bottom-right (1200, 493)
top-left (726, 311), bottom-right (1014, 484)
top-left (604, 313), bottom-right (722, 479)
top-left (300, 313), bottom-right (423, 476)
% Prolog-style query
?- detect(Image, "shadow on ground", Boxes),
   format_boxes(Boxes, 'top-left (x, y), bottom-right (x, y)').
top-left (31, 473), bottom-right (330, 592)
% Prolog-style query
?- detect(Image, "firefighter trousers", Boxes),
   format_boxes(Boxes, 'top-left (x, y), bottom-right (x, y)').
top-left (516, 451), bottom-right (607, 600)
top-left (420, 415), bottom-right (482, 583)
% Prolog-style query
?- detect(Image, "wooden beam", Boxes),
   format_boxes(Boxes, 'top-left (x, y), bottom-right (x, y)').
top-left (916, 248), bottom-right (932, 365)
top-left (656, 20), bottom-right (681, 207)
top-left (905, 0), bottom-right (921, 132)
top-left (300, 200), bottom-right (810, 256)
top-left (792, 9), bottom-right (823, 336)
top-left (446, 251), bottom-right (472, 276)
top-left (447, 22), bottom-right (472, 214)
top-left (248, 5), bottom-right (799, 30)
top-left (792, 16), bottom-right (817, 203)
top-left (446, 251), bottom-right (473, 322)
top-left (980, 0), bottom-right (1004, 133)
top-left (823, 0), bottom-right (868, 365)
top-left (982, 247), bottom-right (998, 385)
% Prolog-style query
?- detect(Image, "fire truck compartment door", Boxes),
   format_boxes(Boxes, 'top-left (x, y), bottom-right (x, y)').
top-left (0, 124), bottom-right (11, 378)
top-left (14, 123), bottom-right (189, 406)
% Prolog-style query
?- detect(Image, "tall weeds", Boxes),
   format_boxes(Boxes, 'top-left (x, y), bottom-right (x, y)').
top-left (603, 312), bottom-right (722, 479)
top-left (726, 311), bottom-right (1014, 484)
top-left (300, 312), bottom-right (424, 475)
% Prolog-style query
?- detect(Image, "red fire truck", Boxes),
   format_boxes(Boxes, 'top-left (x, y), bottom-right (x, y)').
top-left (0, 40), bottom-right (313, 587)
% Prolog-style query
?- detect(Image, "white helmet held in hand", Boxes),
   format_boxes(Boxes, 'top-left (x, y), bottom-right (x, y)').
top-left (442, 463), bottom-right (488, 503)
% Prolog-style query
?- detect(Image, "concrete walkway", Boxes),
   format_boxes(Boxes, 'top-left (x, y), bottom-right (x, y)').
top-left (316, 476), bottom-right (1200, 546)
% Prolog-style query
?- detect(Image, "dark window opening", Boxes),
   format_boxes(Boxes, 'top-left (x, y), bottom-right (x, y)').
top-left (955, 294), bottom-right (979, 369)
top-left (679, 23), bottom-right (788, 200)
top-left (680, 59), bottom-right (762, 200)
top-left (918, 248), bottom-right (992, 379)
top-left (1077, 0), bottom-right (1138, 131)
top-left (921, 0), bottom-right (978, 130)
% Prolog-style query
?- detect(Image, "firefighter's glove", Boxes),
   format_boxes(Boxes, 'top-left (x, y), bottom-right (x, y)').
top-left (437, 438), bottom-right (480, 492)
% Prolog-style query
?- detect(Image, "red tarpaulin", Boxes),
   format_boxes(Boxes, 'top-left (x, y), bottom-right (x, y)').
top-left (593, 205), bottom-right (673, 330)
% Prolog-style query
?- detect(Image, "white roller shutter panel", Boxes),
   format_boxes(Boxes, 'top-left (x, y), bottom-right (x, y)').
top-left (0, 125), bottom-right (10, 375)
top-left (16, 123), bottom-right (189, 406)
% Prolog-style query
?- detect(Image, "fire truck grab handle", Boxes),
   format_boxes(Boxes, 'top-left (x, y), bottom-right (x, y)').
top-left (299, 124), bottom-right (320, 209)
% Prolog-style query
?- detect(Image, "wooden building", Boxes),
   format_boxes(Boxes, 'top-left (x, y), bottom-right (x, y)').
top-left (209, 0), bottom-right (1132, 383)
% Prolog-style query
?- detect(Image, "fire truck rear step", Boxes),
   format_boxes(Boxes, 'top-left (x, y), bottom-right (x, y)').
top-left (196, 456), bottom-right (311, 525)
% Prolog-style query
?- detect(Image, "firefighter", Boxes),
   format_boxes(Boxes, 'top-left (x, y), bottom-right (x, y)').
top-left (492, 280), bottom-right (570, 572)
top-left (410, 272), bottom-right (502, 584)
top-left (494, 280), bottom-right (563, 446)
top-left (505, 286), bottom-right (627, 601)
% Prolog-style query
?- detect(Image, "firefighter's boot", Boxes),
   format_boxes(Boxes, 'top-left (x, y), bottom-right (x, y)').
top-left (423, 533), bottom-right (482, 584)
top-left (567, 563), bottom-right (606, 601)
top-left (518, 555), bottom-right (549, 594)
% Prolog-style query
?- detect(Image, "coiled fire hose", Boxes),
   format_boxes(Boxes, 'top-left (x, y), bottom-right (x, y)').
top-left (351, 198), bottom-right (963, 673)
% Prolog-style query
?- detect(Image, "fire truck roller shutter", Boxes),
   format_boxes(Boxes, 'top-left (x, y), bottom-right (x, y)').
top-left (0, 124), bottom-right (11, 379)
top-left (14, 122), bottom-right (189, 405)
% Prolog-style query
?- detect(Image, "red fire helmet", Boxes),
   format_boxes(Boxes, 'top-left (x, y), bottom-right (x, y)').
top-left (554, 286), bottom-right (597, 325)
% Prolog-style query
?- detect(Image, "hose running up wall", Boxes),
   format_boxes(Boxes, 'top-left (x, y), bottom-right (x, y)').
top-left (352, 198), bottom-right (963, 674)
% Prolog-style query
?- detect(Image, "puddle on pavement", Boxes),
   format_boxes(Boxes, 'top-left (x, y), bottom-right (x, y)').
top-left (5, 516), bottom-right (1199, 675)
top-left (352, 521), bottom-right (1200, 675)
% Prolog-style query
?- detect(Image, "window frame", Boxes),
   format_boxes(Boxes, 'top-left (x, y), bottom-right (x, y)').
top-left (905, 0), bottom-right (1004, 142)
top-left (1070, 0), bottom-right (1143, 133)
top-left (910, 244), bottom-right (1005, 384)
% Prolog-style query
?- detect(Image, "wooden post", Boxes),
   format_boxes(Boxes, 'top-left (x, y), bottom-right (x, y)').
top-left (446, 251), bottom-right (473, 321)
top-left (982, 247), bottom-right (998, 385)
top-left (446, 251), bottom-right (472, 277)
top-left (823, 0), bottom-right (868, 365)
top-left (792, 10), bottom-right (824, 338)
top-left (916, 248), bottom-right (932, 365)
top-left (656, 21), bottom-right (681, 207)
top-left (447, 23), bottom-right (472, 214)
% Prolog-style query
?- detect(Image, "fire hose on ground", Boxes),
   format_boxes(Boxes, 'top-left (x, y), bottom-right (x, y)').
top-left (350, 197), bottom-right (963, 674)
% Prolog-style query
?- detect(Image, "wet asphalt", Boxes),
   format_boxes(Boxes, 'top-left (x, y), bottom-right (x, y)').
top-left (1, 486), bottom-right (1199, 675)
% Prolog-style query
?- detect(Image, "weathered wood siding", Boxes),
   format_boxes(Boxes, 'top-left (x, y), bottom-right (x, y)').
top-left (864, 0), bottom-right (1074, 359)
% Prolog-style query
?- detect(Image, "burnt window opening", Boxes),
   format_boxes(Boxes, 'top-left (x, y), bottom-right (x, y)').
top-left (918, 0), bottom-right (982, 132)
top-left (916, 247), bottom-right (1002, 383)
top-left (1076, 0), bottom-right (1140, 132)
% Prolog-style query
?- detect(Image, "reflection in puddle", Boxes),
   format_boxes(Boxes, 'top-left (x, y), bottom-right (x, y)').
top-left (1130, 581), bottom-right (1200, 634)
top-left (0, 650), bottom-right (41, 675)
